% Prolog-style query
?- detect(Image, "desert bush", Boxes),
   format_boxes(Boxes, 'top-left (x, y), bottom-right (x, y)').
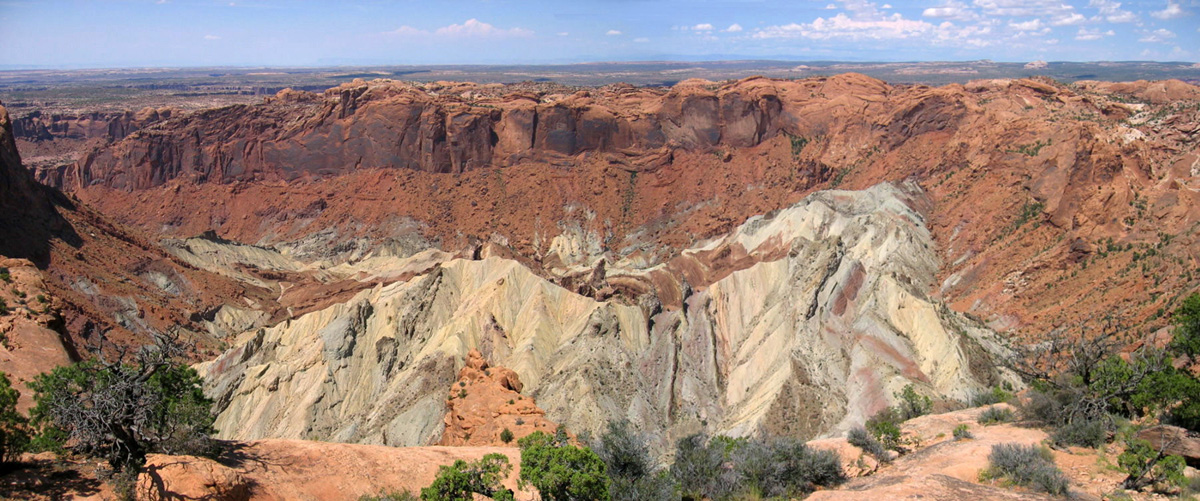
top-left (846, 426), bottom-right (886, 458)
top-left (519, 429), bottom-right (610, 501)
top-left (865, 407), bottom-right (903, 451)
top-left (1050, 419), bottom-right (1106, 448)
top-left (29, 332), bottom-right (218, 473)
top-left (1117, 437), bottom-right (1187, 493)
top-left (896, 384), bottom-right (932, 420)
top-left (500, 428), bottom-right (514, 444)
top-left (983, 443), bottom-right (1069, 496)
top-left (970, 386), bottom-right (1014, 407)
top-left (421, 453), bottom-right (513, 501)
top-left (0, 267), bottom-right (10, 283)
top-left (671, 434), bottom-right (736, 501)
top-left (732, 438), bottom-right (845, 498)
top-left (0, 372), bottom-right (29, 462)
top-left (359, 490), bottom-right (419, 501)
top-left (1171, 292), bottom-right (1200, 357)
top-left (672, 433), bottom-right (843, 500)
top-left (978, 406), bottom-right (1015, 425)
top-left (594, 420), bottom-right (676, 501)
top-left (953, 424), bottom-right (973, 440)
top-left (0, 298), bottom-right (8, 315)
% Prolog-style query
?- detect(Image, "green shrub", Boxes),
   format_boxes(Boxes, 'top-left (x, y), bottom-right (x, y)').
top-left (953, 424), bottom-right (973, 440)
top-left (500, 428), bottom-right (514, 444)
top-left (978, 406), bottom-right (1015, 425)
top-left (1020, 386), bottom-right (1079, 427)
top-left (29, 334), bottom-right (218, 471)
top-left (1050, 419), bottom-right (1107, 448)
top-left (421, 453), bottom-right (513, 501)
top-left (0, 268), bottom-right (10, 283)
top-left (788, 135), bottom-right (808, 158)
top-left (671, 434), bottom-right (736, 501)
top-left (0, 298), bottom-right (7, 315)
top-left (970, 386), bottom-right (1014, 407)
top-left (847, 426), bottom-right (886, 458)
top-left (984, 443), bottom-right (1069, 496)
top-left (0, 372), bottom-right (30, 462)
top-left (359, 490), bottom-right (419, 501)
top-left (733, 438), bottom-right (845, 498)
top-left (1117, 437), bottom-right (1187, 492)
top-left (896, 384), bottom-right (932, 420)
top-left (866, 408), bottom-right (903, 451)
top-left (594, 420), bottom-right (676, 501)
top-left (518, 429), bottom-right (610, 501)
top-left (1171, 292), bottom-right (1200, 357)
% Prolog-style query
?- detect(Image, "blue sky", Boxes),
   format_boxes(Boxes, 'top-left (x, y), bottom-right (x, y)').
top-left (0, 0), bottom-right (1197, 67)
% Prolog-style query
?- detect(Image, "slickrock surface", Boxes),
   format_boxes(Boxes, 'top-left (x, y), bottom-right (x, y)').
top-left (136, 440), bottom-right (533, 501)
top-left (812, 404), bottom-right (1129, 500)
top-left (0, 257), bottom-right (71, 412)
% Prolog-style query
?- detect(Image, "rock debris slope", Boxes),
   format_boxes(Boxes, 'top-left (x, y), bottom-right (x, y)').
top-left (199, 181), bottom-right (1014, 450)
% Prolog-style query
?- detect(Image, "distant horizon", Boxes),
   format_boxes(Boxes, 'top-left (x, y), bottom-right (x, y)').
top-left (1, 1), bottom-right (1197, 69)
top-left (3, 58), bottom-right (1199, 73)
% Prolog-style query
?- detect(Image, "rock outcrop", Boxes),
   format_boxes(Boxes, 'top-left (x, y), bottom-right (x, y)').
top-left (199, 181), bottom-right (1015, 452)
top-left (137, 440), bottom-right (531, 501)
top-left (439, 349), bottom-right (560, 446)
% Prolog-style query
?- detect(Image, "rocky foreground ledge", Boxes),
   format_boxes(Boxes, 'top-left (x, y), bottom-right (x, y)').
top-left (5, 403), bottom-right (1176, 500)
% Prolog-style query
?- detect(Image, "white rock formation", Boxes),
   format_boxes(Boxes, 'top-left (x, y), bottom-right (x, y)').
top-left (198, 182), bottom-right (1017, 452)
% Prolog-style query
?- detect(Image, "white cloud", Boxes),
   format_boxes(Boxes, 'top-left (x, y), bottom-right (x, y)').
top-left (882, 4), bottom-right (893, 8)
top-left (1009, 18), bottom-right (1043, 30)
top-left (754, 12), bottom-right (935, 40)
top-left (384, 25), bottom-right (428, 36)
top-left (972, 0), bottom-right (1085, 26)
top-left (633, 37), bottom-right (650, 42)
top-left (974, 0), bottom-right (1059, 17)
top-left (724, 23), bottom-right (744, 32)
top-left (1139, 28), bottom-right (1176, 42)
top-left (606, 29), bottom-right (622, 35)
top-left (923, 0), bottom-right (979, 21)
top-left (1075, 27), bottom-right (1114, 40)
top-left (692, 23), bottom-right (714, 31)
top-left (1088, 0), bottom-right (1137, 23)
top-left (557, 32), bottom-right (569, 36)
top-left (434, 18), bottom-right (532, 38)
top-left (1050, 12), bottom-right (1085, 25)
top-left (156, 0), bottom-right (167, 4)
top-left (825, 3), bottom-right (837, 9)
top-left (203, 34), bottom-right (220, 40)
top-left (384, 19), bottom-right (532, 39)
top-left (1151, 1), bottom-right (1186, 19)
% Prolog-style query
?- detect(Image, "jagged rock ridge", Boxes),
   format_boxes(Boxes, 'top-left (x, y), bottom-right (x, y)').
top-left (198, 181), bottom-right (1016, 451)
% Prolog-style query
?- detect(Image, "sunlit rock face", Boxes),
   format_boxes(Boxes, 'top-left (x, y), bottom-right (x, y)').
top-left (200, 181), bottom-right (1015, 452)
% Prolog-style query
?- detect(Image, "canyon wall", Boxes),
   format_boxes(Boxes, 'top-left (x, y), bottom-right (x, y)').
top-left (198, 182), bottom-right (1015, 450)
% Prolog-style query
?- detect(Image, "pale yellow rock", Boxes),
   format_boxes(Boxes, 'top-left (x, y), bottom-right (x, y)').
top-left (199, 182), bottom-right (1017, 452)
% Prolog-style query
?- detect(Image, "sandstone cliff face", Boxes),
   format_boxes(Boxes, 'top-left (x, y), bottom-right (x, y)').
top-left (63, 76), bottom-right (1200, 340)
top-left (0, 100), bottom-right (282, 361)
top-left (57, 76), bottom-right (880, 191)
top-left (198, 182), bottom-right (1015, 452)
